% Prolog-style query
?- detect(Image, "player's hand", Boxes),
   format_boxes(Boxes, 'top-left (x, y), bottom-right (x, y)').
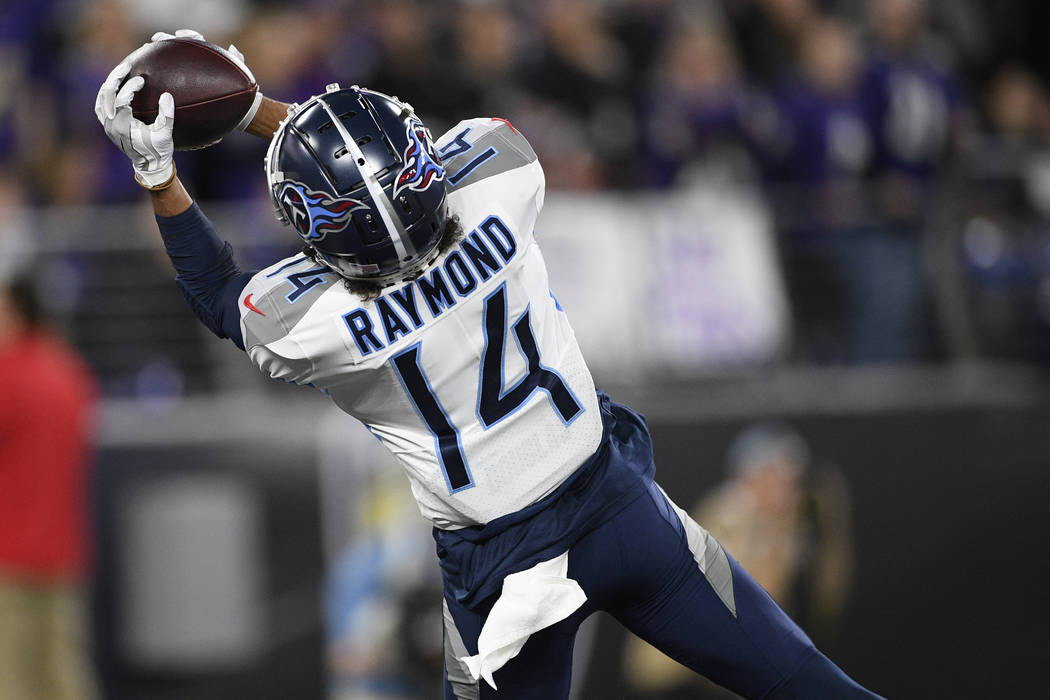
top-left (150, 29), bottom-right (262, 131)
top-left (94, 61), bottom-right (176, 190)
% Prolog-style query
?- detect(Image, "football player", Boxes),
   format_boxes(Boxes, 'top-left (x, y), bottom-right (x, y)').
top-left (95, 31), bottom-right (883, 700)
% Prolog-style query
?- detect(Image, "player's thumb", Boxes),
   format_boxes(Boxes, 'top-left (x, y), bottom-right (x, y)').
top-left (153, 92), bottom-right (175, 132)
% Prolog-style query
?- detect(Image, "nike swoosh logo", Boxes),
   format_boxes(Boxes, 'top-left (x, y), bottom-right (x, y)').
top-left (243, 293), bottom-right (266, 316)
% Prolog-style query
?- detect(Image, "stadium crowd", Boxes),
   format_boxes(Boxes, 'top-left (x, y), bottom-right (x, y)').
top-left (2, 5), bottom-right (1048, 699)
top-left (3, 0), bottom-right (1050, 364)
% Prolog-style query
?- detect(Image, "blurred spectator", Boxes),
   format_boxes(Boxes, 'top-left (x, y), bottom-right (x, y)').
top-left (52, 0), bottom-right (142, 205)
top-left (622, 423), bottom-right (854, 699)
top-left (321, 419), bottom-right (443, 700)
top-left (853, 0), bottom-right (972, 361)
top-left (769, 16), bottom-right (873, 361)
top-left (0, 0), bottom-right (66, 204)
top-left (983, 0), bottom-right (1050, 89)
top-left (608, 0), bottom-right (678, 85)
top-left (0, 169), bottom-right (34, 280)
top-left (3, 0), bottom-right (1050, 370)
top-left (703, 424), bottom-right (854, 632)
top-left (956, 66), bottom-right (1050, 360)
top-left (774, 17), bottom-right (870, 204)
top-left (983, 65), bottom-right (1050, 198)
top-left (521, 0), bottom-right (637, 189)
top-left (450, 3), bottom-right (526, 122)
top-left (862, 0), bottom-right (969, 201)
top-left (641, 20), bottom-right (776, 188)
top-left (725, 0), bottom-right (818, 84)
top-left (361, 1), bottom-right (471, 129)
top-left (0, 275), bottom-right (97, 700)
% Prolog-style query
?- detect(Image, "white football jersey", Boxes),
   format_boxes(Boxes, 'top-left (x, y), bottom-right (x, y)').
top-left (238, 118), bottom-right (603, 529)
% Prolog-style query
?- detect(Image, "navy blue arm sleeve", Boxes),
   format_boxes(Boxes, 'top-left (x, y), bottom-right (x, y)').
top-left (155, 203), bottom-right (255, 350)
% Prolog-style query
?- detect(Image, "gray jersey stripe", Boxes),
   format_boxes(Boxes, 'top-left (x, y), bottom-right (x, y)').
top-left (445, 128), bottom-right (536, 193)
top-left (242, 291), bottom-right (283, 349)
top-left (443, 599), bottom-right (479, 700)
top-left (243, 271), bottom-right (340, 349)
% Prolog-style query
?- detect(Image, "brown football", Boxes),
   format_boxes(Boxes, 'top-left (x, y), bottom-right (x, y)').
top-left (123, 37), bottom-right (258, 150)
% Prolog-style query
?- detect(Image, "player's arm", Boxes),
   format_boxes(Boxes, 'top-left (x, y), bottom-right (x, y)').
top-left (149, 179), bottom-right (253, 350)
top-left (244, 95), bottom-right (292, 139)
top-left (95, 57), bottom-right (252, 349)
top-left (149, 173), bottom-right (192, 216)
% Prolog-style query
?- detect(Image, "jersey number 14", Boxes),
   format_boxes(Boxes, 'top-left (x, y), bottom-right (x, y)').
top-left (391, 284), bottom-right (583, 493)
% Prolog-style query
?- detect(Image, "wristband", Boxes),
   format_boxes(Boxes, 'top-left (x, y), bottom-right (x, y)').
top-left (236, 92), bottom-right (265, 131)
top-left (136, 163), bottom-right (178, 191)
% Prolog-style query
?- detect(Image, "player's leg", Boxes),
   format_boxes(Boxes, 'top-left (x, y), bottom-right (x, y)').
top-left (0, 581), bottom-right (42, 700)
top-left (42, 584), bottom-right (95, 700)
top-left (441, 590), bottom-right (588, 700)
top-left (595, 484), bottom-right (883, 699)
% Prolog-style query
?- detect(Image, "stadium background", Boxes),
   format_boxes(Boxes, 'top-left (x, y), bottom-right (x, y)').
top-left (3, 0), bottom-right (1050, 698)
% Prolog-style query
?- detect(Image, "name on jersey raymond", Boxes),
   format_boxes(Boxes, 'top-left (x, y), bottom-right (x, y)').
top-left (344, 214), bottom-right (518, 356)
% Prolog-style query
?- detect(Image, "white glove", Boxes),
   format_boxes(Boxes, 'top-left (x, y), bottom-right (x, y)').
top-left (94, 61), bottom-right (176, 189)
top-left (150, 29), bottom-right (262, 131)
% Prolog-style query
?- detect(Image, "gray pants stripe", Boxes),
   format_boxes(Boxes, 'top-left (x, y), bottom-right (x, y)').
top-left (443, 599), bottom-right (479, 700)
top-left (657, 485), bottom-right (737, 617)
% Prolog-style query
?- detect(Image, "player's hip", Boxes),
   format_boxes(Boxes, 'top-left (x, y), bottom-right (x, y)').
top-left (433, 391), bottom-right (656, 609)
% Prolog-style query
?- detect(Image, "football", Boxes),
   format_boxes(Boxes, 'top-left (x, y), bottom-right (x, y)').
top-left (122, 37), bottom-right (258, 150)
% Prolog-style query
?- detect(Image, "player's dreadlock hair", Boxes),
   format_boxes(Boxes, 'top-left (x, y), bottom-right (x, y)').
top-left (302, 213), bottom-right (464, 302)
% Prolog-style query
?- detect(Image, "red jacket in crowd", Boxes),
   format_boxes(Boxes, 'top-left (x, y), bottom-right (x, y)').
top-left (0, 330), bottom-right (96, 581)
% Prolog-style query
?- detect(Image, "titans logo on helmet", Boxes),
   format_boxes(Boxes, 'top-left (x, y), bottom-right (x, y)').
top-left (393, 121), bottom-right (445, 198)
top-left (278, 181), bottom-right (367, 241)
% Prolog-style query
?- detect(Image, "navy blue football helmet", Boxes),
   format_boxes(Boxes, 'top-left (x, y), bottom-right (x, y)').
top-left (265, 84), bottom-right (447, 284)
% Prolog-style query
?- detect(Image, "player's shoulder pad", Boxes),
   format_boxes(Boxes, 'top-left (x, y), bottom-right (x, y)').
top-left (436, 117), bottom-right (539, 193)
top-left (238, 253), bottom-right (341, 350)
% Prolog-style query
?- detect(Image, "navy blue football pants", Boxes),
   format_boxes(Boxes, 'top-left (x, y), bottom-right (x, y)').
top-left (442, 483), bottom-right (883, 699)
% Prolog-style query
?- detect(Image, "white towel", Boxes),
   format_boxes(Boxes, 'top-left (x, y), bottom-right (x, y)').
top-left (459, 551), bottom-right (587, 689)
